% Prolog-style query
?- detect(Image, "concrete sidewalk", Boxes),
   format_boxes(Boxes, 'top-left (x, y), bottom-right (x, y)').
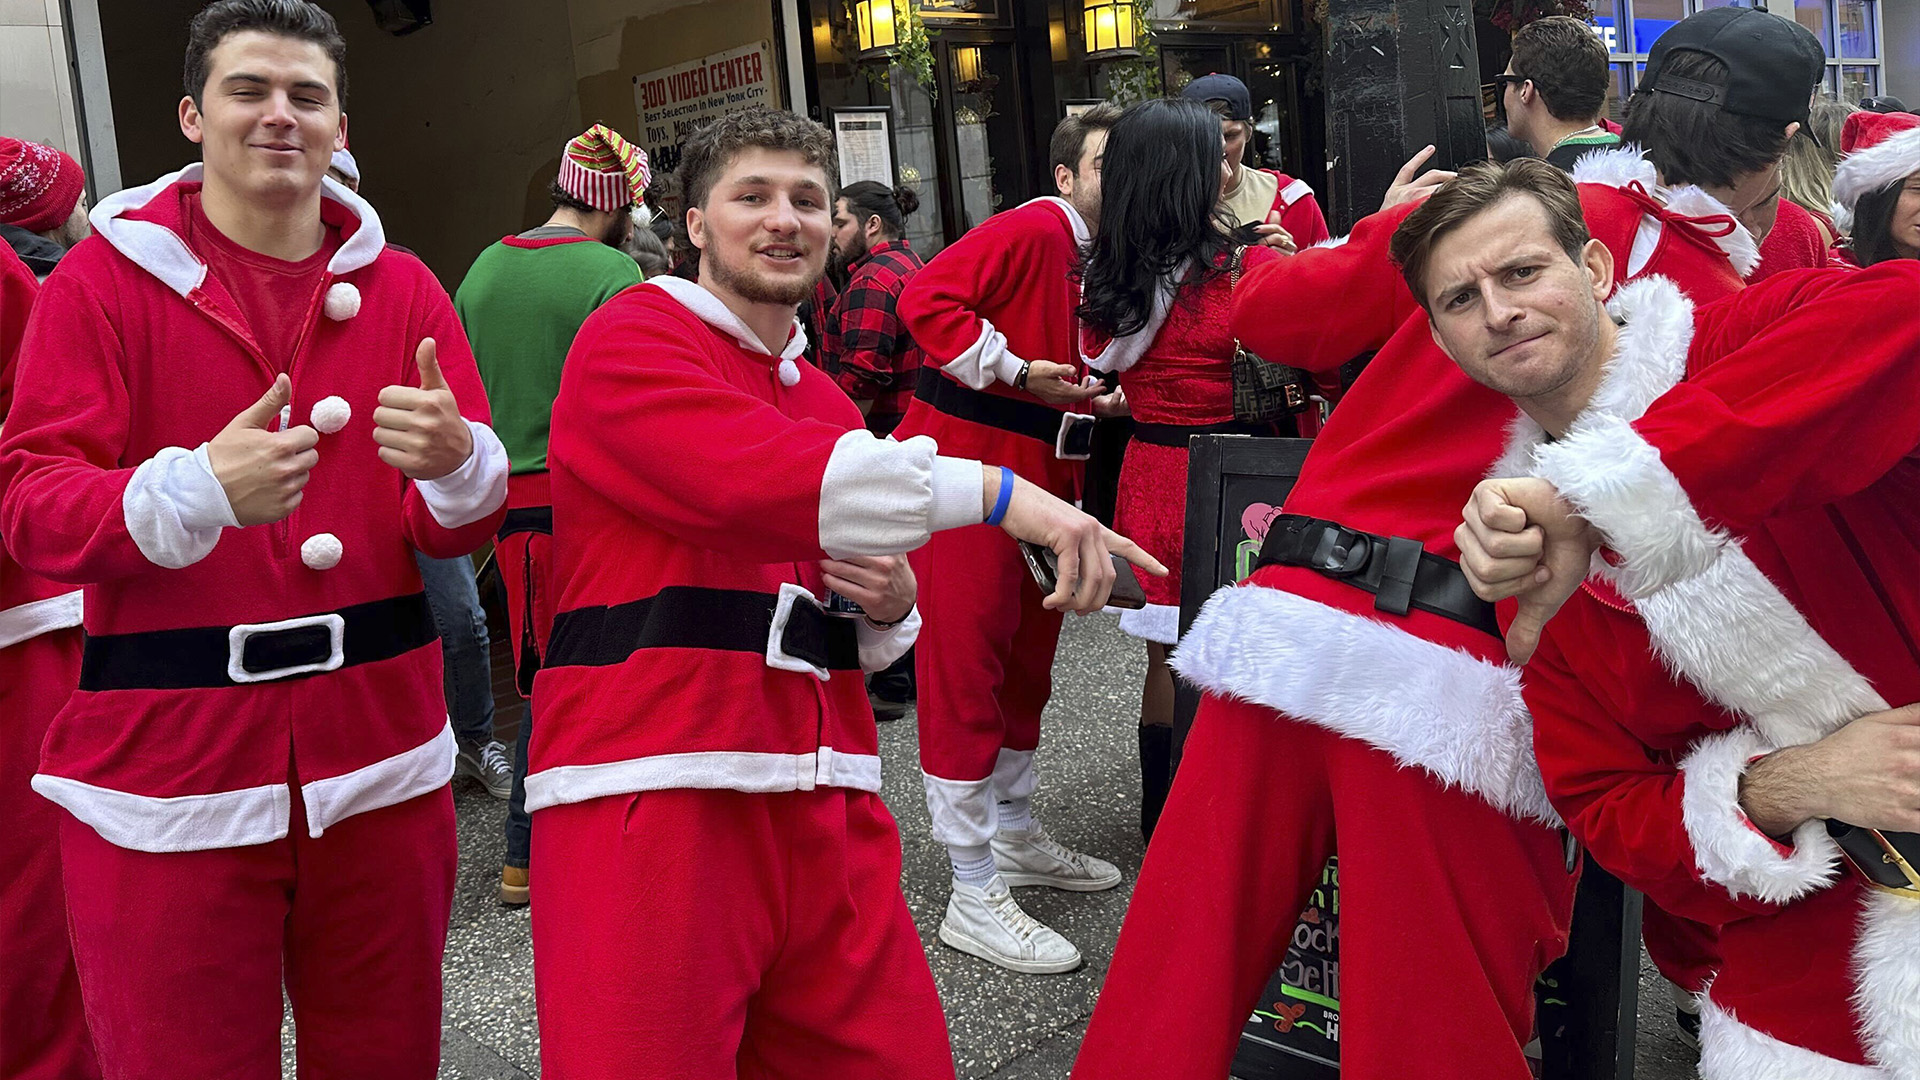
top-left (285, 613), bottom-right (1700, 1079)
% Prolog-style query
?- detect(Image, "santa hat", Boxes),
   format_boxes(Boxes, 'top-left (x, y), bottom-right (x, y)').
top-left (1830, 110), bottom-right (1920, 232)
top-left (0, 137), bottom-right (85, 234)
top-left (556, 124), bottom-right (650, 213)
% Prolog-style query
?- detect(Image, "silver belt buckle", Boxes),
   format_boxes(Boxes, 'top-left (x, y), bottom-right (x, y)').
top-left (226, 613), bottom-right (346, 684)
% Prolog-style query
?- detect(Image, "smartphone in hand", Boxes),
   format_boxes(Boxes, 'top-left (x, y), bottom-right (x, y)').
top-left (1018, 541), bottom-right (1148, 609)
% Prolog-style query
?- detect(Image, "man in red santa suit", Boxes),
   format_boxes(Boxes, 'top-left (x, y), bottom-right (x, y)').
top-left (0, 3), bottom-right (509, 1077)
top-left (522, 104), bottom-right (1162, 1079)
top-left (1069, 18), bottom-right (1835, 1072)
top-left (0, 243), bottom-right (95, 1080)
top-left (893, 103), bottom-right (1132, 973)
top-left (1446, 160), bottom-right (1920, 1079)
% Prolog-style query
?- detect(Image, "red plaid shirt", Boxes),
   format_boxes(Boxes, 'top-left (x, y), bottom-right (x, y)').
top-left (826, 239), bottom-right (923, 430)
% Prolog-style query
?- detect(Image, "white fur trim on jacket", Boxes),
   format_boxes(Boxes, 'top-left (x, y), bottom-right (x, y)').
top-left (1568, 146), bottom-right (1760, 278)
top-left (31, 772), bottom-right (290, 853)
top-left (1679, 727), bottom-right (1841, 904)
top-left (1855, 890), bottom-right (1920, 1080)
top-left (122, 443), bottom-right (239, 570)
top-left (300, 722), bottom-right (455, 837)
top-left (524, 747), bottom-right (884, 813)
top-left (1698, 996), bottom-right (1888, 1080)
top-left (856, 605), bottom-right (920, 672)
top-left (1081, 260), bottom-right (1184, 375)
top-left (940, 319), bottom-right (1028, 389)
top-left (1170, 584), bottom-right (1556, 825)
top-left (817, 430), bottom-right (983, 558)
top-left (0, 590), bottom-right (82, 650)
top-left (1497, 273), bottom-right (1920, 1077)
top-left (415, 419), bottom-right (509, 529)
top-left (645, 275), bottom-right (808, 362)
top-left (1118, 601), bottom-right (1178, 646)
top-left (1833, 128), bottom-right (1920, 227)
top-left (91, 166), bottom-right (387, 300)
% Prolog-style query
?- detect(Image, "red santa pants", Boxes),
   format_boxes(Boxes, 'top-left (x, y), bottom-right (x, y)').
top-left (912, 522), bottom-right (1063, 848)
top-left (0, 630), bottom-right (97, 1080)
top-left (1073, 696), bottom-right (1578, 1080)
top-left (58, 786), bottom-right (455, 1080)
top-left (530, 787), bottom-right (955, 1080)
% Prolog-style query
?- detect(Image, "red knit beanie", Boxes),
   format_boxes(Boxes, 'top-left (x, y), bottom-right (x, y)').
top-left (0, 138), bottom-right (85, 234)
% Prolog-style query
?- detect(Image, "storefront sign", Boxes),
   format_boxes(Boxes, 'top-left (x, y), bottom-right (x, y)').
top-left (833, 107), bottom-right (896, 187)
top-left (636, 41), bottom-right (777, 175)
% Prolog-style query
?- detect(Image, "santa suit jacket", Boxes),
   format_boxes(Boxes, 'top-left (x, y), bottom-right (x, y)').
top-left (0, 241), bottom-right (80, 651)
top-left (1172, 147), bottom-right (1757, 826)
top-left (524, 276), bottom-right (980, 813)
top-left (1518, 262), bottom-right (1920, 1078)
top-left (894, 198), bottom-right (1090, 499)
top-left (0, 167), bottom-right (509, 853)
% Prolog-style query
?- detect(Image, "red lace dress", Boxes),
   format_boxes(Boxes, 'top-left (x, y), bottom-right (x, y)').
top-left (1111, 244), bottom-right (1287, 644)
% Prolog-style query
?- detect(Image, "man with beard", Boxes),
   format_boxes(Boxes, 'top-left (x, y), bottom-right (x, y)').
top-left (522, 104), bottom-right (1162, 1078)
top-left (453, 123), bottom-right (646, 905)
top-left (825, 181), bottom-right (924, 439)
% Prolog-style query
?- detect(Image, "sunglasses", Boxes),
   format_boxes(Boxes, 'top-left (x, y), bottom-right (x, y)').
top-left (1491, 74), bottom-right (1528, 93)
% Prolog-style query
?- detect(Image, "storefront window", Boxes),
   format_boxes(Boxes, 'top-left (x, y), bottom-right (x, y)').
top-left (1597, 2), bottom-right (1882, 107)
top-left (1840, 63), bottom-right (1877, 104)
top-left (1794, 0), bottom-right (1833, 48)
top-left (919, 0), bottom-right (1001, 19)
top-left (889, 73), bottom-right (948, 257)
top-left (1146, 0), bottom-right (1285, 27)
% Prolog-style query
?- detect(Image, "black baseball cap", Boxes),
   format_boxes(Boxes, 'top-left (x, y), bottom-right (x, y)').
top-left (1641, 8), bottom-right (1826, 124)
top-left (1181, 73), bottom-right (1252, 122)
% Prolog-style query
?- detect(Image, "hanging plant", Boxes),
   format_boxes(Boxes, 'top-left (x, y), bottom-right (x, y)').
top-left (1102, 0), bottom-right (1161, 106)
top-left (896, 5), bottom-right (938, 100)
top-left (1476, 0), bottom-right (1596, 32)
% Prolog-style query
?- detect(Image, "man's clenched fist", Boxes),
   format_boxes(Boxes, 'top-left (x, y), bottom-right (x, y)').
top-left (373, 338), bottom-right (473, 481)
top-left (207, 373), bottom-right (319, 527)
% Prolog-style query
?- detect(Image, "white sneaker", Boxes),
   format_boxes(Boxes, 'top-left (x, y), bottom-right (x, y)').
top-left (456, 738), bottom-right (514, 800)
top-left (938, 876), bottom-right (1083, 974)
top-left (991, 824), bottom-right (1122, 892)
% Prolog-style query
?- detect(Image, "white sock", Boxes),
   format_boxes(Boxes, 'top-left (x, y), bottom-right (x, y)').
top-left (996, 797), bottom-right (1034, 833)
top-left (949, 845), bottom-right (998, 890)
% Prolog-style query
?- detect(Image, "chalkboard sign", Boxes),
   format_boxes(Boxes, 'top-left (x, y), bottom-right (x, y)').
top-left (1175, 436), bottom-right (1641, 1080)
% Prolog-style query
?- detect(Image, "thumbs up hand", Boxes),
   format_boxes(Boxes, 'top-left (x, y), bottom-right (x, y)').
top-left (207, 373), bottom-right (322, 526)
top-left (1454, 477), bottom-right (1598, 664)
top-left (374, 338), bottom-right (473, 480)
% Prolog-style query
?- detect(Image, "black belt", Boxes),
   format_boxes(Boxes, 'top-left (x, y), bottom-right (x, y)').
top-left (79, 592), bottom-right (437, 691)
top-left (1131, 419), bottom-right (1278, 448)
top-left (1256, 515), bottom-right (1500, 639)
top-left (497, 506), bottom-right (553, 539)
top-left (1830, 821), bottom-right (1920, 900)
top-left (914, 367), bottom-right (1090, 451)
top-left (546, 585), bottom-right (860, 673)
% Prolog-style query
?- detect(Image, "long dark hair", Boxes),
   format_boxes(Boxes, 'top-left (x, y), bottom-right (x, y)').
top-left (1077, 98), bottom-right (1235, 339)
top-left (1848, 180), bottom-right (1913, 267)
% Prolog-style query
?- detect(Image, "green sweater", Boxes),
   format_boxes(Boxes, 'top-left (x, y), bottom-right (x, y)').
top-left (454, 234), bottom-right (641, 475)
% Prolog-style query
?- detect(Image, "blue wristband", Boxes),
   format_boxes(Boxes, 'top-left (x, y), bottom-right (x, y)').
top-left (985, 465), bottom-right (1014, 527)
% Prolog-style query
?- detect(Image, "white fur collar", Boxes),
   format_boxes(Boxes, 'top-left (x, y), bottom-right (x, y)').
top-left (90, 163), bottom-right (387, 299)
top-left (1569, 144), bottom-right (1761, 279)
top-left (1488, 275), bottom-right (1695, 480)
top-left (644, 274), bottom-right (809, 363)
top-left (1080, 258), bottom-right (1188, 374)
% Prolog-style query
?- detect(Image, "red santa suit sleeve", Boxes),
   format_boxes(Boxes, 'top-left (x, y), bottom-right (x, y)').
top-left (1270, 174), bottom-right (1333, 249)
top-left (1525, 594), bottom-right (1801, 927)
top-left (1229, 200), bottom-right (1422, 376)
top-left (0, 242), bottom-right (35, 421)
top-left (555, 283), bottom-right (983, 563)
top-left (1533, 260), bottom-right (1920, 598)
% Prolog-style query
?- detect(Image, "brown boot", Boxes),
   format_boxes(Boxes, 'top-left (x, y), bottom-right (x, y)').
top-left (499, 865), bottom-right (530, 907)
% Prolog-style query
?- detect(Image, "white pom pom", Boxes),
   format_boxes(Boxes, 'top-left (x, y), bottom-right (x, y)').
top-left (300, 532), bottom-right (343, 571)
top-left (777, 359), bottom-right (801, 387)
top-left (310, 395), bottom-right (351, 434)
top-left (323, 282), bottom-right (361, 321)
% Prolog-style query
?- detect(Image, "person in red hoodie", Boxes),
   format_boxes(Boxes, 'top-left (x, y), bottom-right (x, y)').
top-left (893, 104), bottom-right (1131, 975)
top-left (523, 104), bottom-right (1161, 1079)
top-left (0, 243), bottom-right (96, 1080)
top-left (0, 3), bottom-right (508, 1077)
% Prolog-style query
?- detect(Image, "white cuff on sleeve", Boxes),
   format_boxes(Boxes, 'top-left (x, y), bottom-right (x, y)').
top-left (940, 319), bottom-right (1028, 390)
top-left (857, 605), bottom-right (921, 672)
top-left (929, 456), bottom-right (986, 533)
top-left (818, 430), bottom-right (984, 558)
top-left (122, 444), bottom-right (239, 569)
top-left (415, 419), bottom-right (508, 529)
top-left (1678, 726), bottom-right (1842, 906)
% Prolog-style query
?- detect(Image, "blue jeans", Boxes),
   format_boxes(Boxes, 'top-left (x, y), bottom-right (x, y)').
top-left (506, 706), bottom-right (531, 869)
top-left (414, 552), bottom-right (495, 748)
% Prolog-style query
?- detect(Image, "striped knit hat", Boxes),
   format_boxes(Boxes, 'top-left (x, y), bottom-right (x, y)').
top-left (0, 137), bottom-right (85, 234)
top-left (557, 124), bottom-right (650, 212)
